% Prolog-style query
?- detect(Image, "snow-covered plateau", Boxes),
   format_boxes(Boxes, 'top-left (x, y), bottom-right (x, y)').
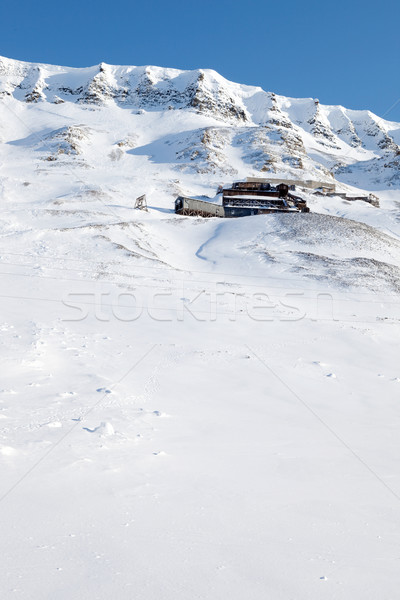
top-left (0, 56), bottom-right (400, 599)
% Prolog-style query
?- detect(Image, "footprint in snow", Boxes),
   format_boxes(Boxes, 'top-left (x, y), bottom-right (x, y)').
top-left (96, 387), bottom-right (112, 394)
top-left (152, 410), bottom-right (168, 417)
top-left (83, 422), bottom-right (115, 436)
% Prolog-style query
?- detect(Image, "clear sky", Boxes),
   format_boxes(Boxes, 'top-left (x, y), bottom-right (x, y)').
top-left (1, 0), bottom-right (399, 120)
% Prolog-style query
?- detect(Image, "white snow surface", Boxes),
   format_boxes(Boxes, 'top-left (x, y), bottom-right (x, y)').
top-left (1, 56), bottom-right (400, 600)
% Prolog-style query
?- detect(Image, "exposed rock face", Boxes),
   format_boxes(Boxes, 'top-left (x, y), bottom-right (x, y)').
top-left (362, 118), bottom-right (399, 153)
top-left (37, 125), bottom-right (93, 164)
top-left (78, 64), bottom-right (117, 104)
top-left (334, 119), bottom-right (362, 148)
top-left (382, 154), bottom-right (400, 184)
top-left (175, 127), bottom-right (237, 175)
top-left (187, 72), bottom-right (248, 122)
top-left (307, 104), bottom-right (341, 149)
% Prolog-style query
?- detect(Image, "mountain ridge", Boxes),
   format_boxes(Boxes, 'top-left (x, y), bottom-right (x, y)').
top-left (1, 54), bottom-right (399, 189)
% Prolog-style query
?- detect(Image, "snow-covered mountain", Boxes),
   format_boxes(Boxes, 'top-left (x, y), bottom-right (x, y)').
top-left (1, 56), bottom-right (400, 600)
top-left (1, 55), bottom-right (399, 188)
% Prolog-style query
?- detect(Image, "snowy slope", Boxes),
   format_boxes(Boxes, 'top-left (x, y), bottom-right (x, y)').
top-left (1, 56), bottom-right (400, 600)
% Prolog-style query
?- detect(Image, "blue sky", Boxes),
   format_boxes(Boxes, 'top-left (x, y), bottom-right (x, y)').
top-left (1, 0), bottom-right (399, 120)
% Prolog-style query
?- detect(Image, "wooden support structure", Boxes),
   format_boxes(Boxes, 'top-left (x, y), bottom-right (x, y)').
top-left (134, 194), bottom-right (148, 211)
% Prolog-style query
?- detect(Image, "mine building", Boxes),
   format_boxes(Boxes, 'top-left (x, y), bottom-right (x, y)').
top-left (175, 178), bottom-right (310, 218)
